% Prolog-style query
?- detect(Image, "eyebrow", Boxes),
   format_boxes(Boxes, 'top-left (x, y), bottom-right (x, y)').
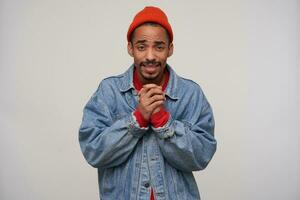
top-left (134, 40), bottom-right (166, 45)
top-left (154, 41), bottom-right (166, 45)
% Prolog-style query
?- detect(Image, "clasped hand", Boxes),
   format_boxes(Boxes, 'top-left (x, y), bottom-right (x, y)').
top-left (137, 84), bottom-right (166, 121)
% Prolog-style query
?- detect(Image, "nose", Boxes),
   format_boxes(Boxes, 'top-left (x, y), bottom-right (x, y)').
top-left (145, 48), bottom-right (155, 61)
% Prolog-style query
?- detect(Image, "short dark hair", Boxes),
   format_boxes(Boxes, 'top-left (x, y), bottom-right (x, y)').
top-left (130, 22), bottom-right (171, 44)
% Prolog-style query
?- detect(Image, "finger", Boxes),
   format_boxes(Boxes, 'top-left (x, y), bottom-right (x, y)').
top-left (139, 87), bottom-right (163, 98)
top-left (138, 85), bottom-right (160, 96)
top-left (149, 100), bottom-right (164, 111)
top-left (138, 87), bottom-right (154, 97)
top-left (140, 93), bottom-right (165, 107)
top-left (143, 85), bottom-right (162, 93)
top-left (144, 88), bottom-right (164, 98)
top-left (142, 84), bottom-right (161, 89)
top-left (147, 94), bottom-right (165, 105)
top-left (138, 88), bottom-right (146, 96)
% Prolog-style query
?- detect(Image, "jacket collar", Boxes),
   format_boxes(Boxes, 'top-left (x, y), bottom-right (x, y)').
top-left (119, 64), bottom-right (179, 100)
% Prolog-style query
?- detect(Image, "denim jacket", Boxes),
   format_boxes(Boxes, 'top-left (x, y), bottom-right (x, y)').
top-left (79, 64), bottom-right (217, 200)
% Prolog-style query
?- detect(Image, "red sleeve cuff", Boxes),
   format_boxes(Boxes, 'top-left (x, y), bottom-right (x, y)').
top-left (150, 107), bottom-right (170, 128)
top-left (133, 108), bottom-right (149, 128)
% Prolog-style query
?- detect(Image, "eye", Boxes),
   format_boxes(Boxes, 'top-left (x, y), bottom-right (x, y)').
top-left (137, 45), bottom-right (145, 51)
top-left (156, 46), bottom-right (165, 51)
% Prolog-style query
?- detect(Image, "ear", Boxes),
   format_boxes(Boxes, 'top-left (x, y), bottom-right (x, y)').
top-left (127, 42), bottom-right (134, 57)
top-left (167, 43), bottom-right (174, 57)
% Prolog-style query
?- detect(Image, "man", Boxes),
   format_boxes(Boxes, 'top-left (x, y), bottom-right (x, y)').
top-left (79, 6), bottom-right (217, 200)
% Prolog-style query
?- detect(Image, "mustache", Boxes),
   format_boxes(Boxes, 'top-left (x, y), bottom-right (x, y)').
top-left (140, 60), bottom-right (161, 66)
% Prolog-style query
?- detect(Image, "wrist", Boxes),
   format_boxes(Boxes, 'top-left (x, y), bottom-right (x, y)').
top-left (133, 108), bottom-right (149, 128)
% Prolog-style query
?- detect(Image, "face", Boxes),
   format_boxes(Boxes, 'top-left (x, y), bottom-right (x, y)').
top-left (128, 24), bottom-right (173, 85)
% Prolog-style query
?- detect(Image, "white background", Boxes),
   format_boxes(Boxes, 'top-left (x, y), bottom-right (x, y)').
top-left (1, 0), bottom-right (299, 199)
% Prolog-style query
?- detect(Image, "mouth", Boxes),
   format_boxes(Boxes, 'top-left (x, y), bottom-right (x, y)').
top-left (141, 63), bottom-right (160, 74)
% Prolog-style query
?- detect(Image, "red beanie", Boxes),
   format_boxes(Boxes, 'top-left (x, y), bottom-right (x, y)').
top-left (127, 6), bottom-right (173, 43)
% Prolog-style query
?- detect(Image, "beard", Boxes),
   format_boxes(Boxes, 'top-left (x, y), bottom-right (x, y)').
top-left (136, 60), bottom-right (165, 84)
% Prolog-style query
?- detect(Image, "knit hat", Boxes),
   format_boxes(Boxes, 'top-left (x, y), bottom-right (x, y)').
top-left (127, 6), bottom-right (173, 43)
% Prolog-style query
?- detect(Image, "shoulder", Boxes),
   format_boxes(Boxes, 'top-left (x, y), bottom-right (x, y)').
top-left (99, 73), bottom-right (125, 87)
top-left (176, 74), bottom-right (205, 97)
top-left (96, 69), bottom-right (129, 93)
top-left (180, 76), bottom-right (202, 89)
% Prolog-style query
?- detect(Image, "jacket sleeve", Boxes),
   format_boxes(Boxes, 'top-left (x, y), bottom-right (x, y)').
top-left (153, 86), bottom-right (217, 172)
top-left (79, 81), bottom-right (147, 169)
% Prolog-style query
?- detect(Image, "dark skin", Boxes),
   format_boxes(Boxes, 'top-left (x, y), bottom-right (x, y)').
top-left (128, 24), bottom-right (173, 121)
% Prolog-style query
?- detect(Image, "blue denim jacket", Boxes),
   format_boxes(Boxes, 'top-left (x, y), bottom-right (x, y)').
top-left (79, 64), bottom-right (217, 200)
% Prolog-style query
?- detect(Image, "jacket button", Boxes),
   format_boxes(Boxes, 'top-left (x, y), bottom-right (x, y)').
top-left (144, 182), bottom-right (150, 188)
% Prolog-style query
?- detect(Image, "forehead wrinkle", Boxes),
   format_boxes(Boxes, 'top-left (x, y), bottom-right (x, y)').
top-left (134, 33), bottom-right (167, 44)
top-left (134, 39), bottom-right (147, 45)
top-left (134, 38), bottom-right (166, 46)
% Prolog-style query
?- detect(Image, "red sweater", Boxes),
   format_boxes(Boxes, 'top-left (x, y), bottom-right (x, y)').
top-left (133, 67), bottom-right (170, 200)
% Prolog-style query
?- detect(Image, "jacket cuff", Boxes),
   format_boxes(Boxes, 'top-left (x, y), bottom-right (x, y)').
top-left (152, 115), bottom-right (175, 139)
top-left (129, 113), bottom-right (149, 138)
top-left (150, 108), bottom-right (170, 128)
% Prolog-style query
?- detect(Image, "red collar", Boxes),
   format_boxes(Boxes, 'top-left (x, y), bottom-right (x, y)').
top-left (133, 67), bottom-right (169, 91)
